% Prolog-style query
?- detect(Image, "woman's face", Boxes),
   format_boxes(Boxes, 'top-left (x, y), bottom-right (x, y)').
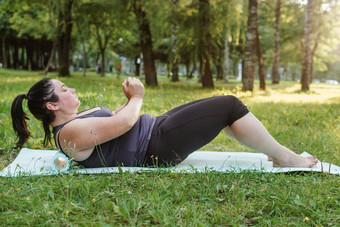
top-left (51, 79), bottom-right (80, 113)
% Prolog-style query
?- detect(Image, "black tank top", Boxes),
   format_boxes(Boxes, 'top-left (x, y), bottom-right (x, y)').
top-left (52, 107), bottom-right (156, 167)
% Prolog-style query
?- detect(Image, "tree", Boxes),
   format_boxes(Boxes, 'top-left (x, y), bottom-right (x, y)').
top-left (171, 0), bottom-right (180, 82)
top-left (198, 0), bottom-right (214, 88)
top-left (73, 1), bottom-right (92, 76)
top-left (255, 26), bottom-right (266, 90)
top-left (210, 0), bottom-right (239, 82)
top-left (114, 27), bottom-right (142, 77)
top-left (271, 0), bottom-right (281, 84)
top-left (223, 29), bottom-right (230, 82)
top-left (0, 2), bottom-right (12, 69)
top-left (132, 0), bottom-right (158, 86)
top-left (301, 0), bottom-right (314, 91)
top-left (79, 2), bottom-right (115, 76)
top-left (44, 0), bottom-right (63, 75)
top-left (4, 0), bottom-right (55, 71)
top-left (215, 0), bottom-right (246, 82)
top-left (57, 0), bottom-right (74, 77)
top-left (226, 0), bottom-right (248, 79)
top-left (214, 36), bottom-right (224, 81)
top-left (242, 0), bottom-right (258, 91)
top-left (169, 0), bottom-right (199, 79)
top-left (307, 0), bottom-right (339, 84)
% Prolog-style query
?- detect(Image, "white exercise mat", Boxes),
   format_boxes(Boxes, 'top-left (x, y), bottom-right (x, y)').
top-left (0, 148), bottom-right (339, 177)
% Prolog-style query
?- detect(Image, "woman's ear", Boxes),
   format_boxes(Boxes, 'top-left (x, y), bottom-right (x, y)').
top-left (46, 102), bottom-right (60, 111)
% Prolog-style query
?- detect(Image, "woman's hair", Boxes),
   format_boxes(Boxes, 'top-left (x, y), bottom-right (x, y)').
top-left (11, 78), bottom-right (59, 148)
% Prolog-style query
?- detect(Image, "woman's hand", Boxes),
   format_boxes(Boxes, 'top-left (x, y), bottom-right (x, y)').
top-left (122, 77), bottom-right (144, 100)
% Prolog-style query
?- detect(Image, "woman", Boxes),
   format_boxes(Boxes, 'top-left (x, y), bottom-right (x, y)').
top-left (11, 77), bottom-right (317, 168)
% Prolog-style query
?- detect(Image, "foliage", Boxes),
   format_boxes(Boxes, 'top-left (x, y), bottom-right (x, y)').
top-left (8, 0), bottom-right (53, 39)
top-left (1, 0), bottom-right (340, 82)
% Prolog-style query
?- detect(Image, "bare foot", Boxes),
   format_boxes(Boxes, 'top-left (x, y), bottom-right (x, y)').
top-left (273, 155), bottom-right (318, 168)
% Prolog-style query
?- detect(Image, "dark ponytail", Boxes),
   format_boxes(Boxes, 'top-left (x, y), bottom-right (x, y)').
top-left (11, 94), bottom-right (30, 148)
top-left (11, 78), bottom-right (58, 148)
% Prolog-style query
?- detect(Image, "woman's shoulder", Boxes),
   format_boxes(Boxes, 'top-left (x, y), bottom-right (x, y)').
top-left (77, 106), bottom-right (112, 117)
top-left (77, 107), bottom-right (101, 116)
top-left (53, 106), bottom-right (113, 134)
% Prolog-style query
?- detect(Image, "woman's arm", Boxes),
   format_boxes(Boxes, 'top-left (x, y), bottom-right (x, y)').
top-left (58, 77), bottom-right (144, 152)
top-left (112, 100), bottom-right (128, 115)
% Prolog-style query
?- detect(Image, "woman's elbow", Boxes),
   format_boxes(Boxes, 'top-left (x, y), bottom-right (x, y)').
top-left (120, 116), bottom-right (138, 131)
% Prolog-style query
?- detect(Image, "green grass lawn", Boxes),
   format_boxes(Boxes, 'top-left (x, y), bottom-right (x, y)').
top-left (0, 69), bottom-right (339, 225)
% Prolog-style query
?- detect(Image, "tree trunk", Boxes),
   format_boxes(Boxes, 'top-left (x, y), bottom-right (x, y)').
top-left (223, 30), bottom-right (229, 82)
top-left (198, 0), bottom-right (214, 88)
top-left (133, 0), bottom-right (158, 86)
top-left (43, 40), bottom-right (51, 68)
top-left (0, 38), bottom-right (2, 66)
top-left (309, 32), bottom-right (321, 84)
top-left (44, 39), bottom-right (57, 75)
top-left (216, 59), bottom-right (223, 80)
top-left (36, 40), bottom-right (42, 69)
top-left (271, 0), bottom-right (281, 84)
top-left (233, 61), bottom-right (238, 78)
top-left (95, 25), bottom-right (112, 77)
top-left (82, 51), bottom-right (87, 77)
top-left (189, 62), bottom-right (196, 79)
top-left (198, 59), bottom-right (202, 82)
top-left (76, 22), bottom-right (87, 77)
top-left (166, 61), bottom-right (171, 77)
top-left (171, 60), bottom-right (179, 82)
top-left (2, 38), bottom-right (10, 68)
top-left (134, 56), bottom-right (141, 76)
top-left (26, 41), bottom-right (33, 71)
top-left (12, 39), bottom-right (19, 69)
top-left (255, 25), bottom-right (266, 90)
top-left (100, 48), bottom-right (105, 77)
top-left (171, 0), bottom-right (179, 82)
top-left (57, 0), bottom-right (74, 77)
top-left (34, 42), bottom-right (40, 70)
top-left (201, 53), bottom-right (214, 87)
top-left (185, 60), bottom-right (190, 78)
top-left (30, 41), bottom-right (36, 70)
top-left (22, 41), bottom-right (28, 70)
top-left (19, 45), bottom-right (25, 69)
top-left (301, 0), bottom-right (314, 91)
top-left (242, 0), bottom-right (258, 91)
top-left (215, 37), bottom-right (224, 81)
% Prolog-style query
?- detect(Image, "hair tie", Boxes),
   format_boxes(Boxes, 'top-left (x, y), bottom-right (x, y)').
top-left (24, 93), bottom-right (28, 100)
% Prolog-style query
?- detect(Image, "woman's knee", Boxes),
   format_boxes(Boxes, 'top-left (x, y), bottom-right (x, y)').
top-left (220, 95), bottom-right (249, 126)
top-left (224, 95), bottom-right (239, 102)
top-left (217, 95), bottom-right (241, 106)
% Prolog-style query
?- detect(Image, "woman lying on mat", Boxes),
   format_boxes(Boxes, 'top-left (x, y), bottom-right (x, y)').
top-left (11, 77), bottom-right (317, 168)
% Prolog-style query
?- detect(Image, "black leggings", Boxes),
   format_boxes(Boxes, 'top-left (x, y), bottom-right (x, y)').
top-left (145, 96), bottom-right (249, 166)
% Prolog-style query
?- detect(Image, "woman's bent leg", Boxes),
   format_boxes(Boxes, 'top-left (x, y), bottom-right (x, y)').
top-left (146, 96), bottom-right (249, 166)
top-left (225, 112), bottom-right (318, 167)
top-left (146, 95), bottom-right (317, 168)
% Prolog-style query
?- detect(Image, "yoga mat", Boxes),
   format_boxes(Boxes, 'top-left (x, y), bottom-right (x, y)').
top-left (0, 148), bottom-right (339, 177)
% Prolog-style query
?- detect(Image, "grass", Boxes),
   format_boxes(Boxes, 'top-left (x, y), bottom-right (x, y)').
top-left (0, 68), bottom-right (339, 226)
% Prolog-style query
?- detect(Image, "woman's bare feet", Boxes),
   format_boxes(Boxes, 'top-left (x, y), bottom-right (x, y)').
top-left (268, 154), bottom-right (317, 168)
top-left (271, 150), bottom-right (318, 168)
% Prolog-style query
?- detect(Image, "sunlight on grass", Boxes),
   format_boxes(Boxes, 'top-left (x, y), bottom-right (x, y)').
top-left (3, 76), bottom-right (41, 83)
top-left (219, 84), bottom-right (340, 104)
top-left (250, 85), bottom-right (339, 104)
